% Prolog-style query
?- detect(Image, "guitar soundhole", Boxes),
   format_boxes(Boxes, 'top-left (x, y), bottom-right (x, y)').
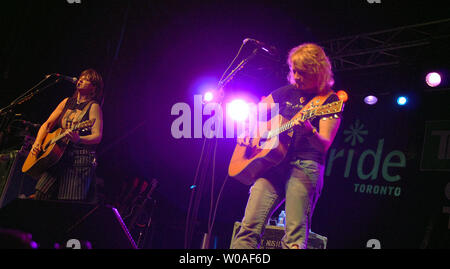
top-left (244, 146), bottom-right (259, 159)
top-left (244, 147), bottom-right (252, 158)
top-left (244, 143), bottom-right (264, 159)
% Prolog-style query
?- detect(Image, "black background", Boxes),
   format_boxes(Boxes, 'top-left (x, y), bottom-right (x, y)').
top-left (1, 0), bottom-right (449, 249)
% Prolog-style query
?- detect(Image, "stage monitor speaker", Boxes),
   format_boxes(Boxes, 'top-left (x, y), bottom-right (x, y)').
top-left (0, 199), bottom-right (137, 249)
top-left (0, 148), bottom-right (36, 208)
top-left (230, 221), bottom-right (328, 249)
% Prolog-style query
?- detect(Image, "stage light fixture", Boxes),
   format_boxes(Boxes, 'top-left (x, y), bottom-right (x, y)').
top-left (364, 95), bottom-right (378, 105)
top-left (425, 72), bottom-right (441, 87)
top-left (397, 96), bottom-right (408, 106)
top-left (336, 90), bottom-right (348, 102)
top-left (203, 91), bottom-right (214, 102)
top-left (227, 99), bottom-right (250, 122)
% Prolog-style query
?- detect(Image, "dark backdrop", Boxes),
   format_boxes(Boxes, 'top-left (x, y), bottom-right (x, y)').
top-left (0, 0), bottom-right (449, 249)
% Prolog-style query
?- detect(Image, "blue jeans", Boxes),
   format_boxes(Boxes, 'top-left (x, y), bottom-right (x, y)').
top-left (231, 159), bottom-right (324, 249)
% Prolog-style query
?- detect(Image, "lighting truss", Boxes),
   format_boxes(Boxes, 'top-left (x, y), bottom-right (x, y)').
top-left (319, 18), bottom-right (450, 72)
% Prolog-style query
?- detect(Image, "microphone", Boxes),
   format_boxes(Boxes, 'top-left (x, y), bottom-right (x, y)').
top-left (46, 73), bottom-right (78, 84)
top-left (243, 38), bottom-right (278, 56)
top-left (56, 73), bottom-right (78, 84)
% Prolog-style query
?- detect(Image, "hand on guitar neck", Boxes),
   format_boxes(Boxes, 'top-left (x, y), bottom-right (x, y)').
top-left (292, 119), bottom-right (317, 137)
top-left (63, 129), bottom-right (81, 144)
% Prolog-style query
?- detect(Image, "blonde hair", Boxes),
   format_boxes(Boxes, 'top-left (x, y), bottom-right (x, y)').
top-left (287, 43), bottom-right (334, 94)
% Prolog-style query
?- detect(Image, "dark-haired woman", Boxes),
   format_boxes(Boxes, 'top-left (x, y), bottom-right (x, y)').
top-left (31, 69), bottom-right (104, 201)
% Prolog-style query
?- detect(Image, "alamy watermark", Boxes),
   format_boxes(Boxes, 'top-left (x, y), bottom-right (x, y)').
top-left (170, 95), bottom-right (281, 148)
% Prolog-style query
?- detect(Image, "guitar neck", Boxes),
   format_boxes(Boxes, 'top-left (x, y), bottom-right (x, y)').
top-left (49, 119), bottom-right (95, 145)
top-left (267, 118), bottom-right (299, 139)
top-left (53, 132), bottom-right (69, 144)
top-left (49, 128), bottom-right (73, 146)
top-left (267, 100), bottom-right (343, 139)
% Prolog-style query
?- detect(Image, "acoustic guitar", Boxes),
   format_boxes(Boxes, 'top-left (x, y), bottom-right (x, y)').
top-left (228, 100), bottom-right (344, 185)
top-left (22, 119), bottom-right (95, 180)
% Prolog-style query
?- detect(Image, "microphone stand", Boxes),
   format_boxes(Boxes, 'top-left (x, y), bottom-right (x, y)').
top-left (193, 48), bottom-right (259, 249)
top-left (218, 48), bottom-right (259, 90)
top-left (0, 75), bottom-right (61, 148)
top-left (0, 75), bottom-right (61, 115)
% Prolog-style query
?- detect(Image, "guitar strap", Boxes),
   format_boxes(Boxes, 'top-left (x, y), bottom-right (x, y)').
top-left (75, 100), bottom-right (95, 125)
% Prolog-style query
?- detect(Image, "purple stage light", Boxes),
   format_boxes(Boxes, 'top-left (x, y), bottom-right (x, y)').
top-left (426, 72), bottom-right (441, 87)
top-left (204, 91), bottom-right (214, 102)
top-left (364, 95), bottom-right (378, 105)
top-left (30, 241), bottom-right (38, 249)
top-left (227, 99), bottom-right (250, 122)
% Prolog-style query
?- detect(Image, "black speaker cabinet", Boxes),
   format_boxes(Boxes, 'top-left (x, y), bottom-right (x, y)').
top-left (0, 199), bottom-right (137, 249)
top-left (230, 221), bottom-right (328, 249)
top-left (0, 149), bottom-right (36, 208)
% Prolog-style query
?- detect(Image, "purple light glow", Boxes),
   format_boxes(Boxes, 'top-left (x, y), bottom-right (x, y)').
top-left (30, 241), bottom-right (38, 249)
top-left (364, 95), bottom-right (378, 105)
top-left (227, 99), bottom-right (250, 122)
top-left (204, 91), bottom-right (214, 102)
top-left (426, 72), bottom-right (441, 87)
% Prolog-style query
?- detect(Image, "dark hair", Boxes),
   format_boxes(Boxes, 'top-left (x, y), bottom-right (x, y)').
top-left (74, 69), bottom-right (104, 103)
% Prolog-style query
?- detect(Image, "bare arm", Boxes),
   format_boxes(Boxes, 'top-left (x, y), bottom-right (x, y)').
top-left (66, 103), bottom-right (103, 145)
top-left (78, 103), bottom-right (103, 145)
top-left (31, 98), bottom-right (68, 155)
top-left (262, 95), bottom-right (341, 152)
top-left (260, 94), bottom-right (275, 105)
top-left (302, 117), bottom-right (341, 153)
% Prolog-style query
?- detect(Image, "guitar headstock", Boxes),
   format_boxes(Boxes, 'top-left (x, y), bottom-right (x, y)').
top-left (302, 100), bottom-right (344, 120)
top-left (314, 100), bottom-right (344, 116)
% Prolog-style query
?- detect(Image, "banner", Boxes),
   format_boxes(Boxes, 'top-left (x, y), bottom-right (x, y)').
top-left (313, 101), bottom-right (448, 248)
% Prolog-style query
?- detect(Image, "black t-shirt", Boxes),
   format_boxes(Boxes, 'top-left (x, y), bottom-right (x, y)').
top-left (271, 84), bottom-right (341, 164)
top-left (60, 97), bottom-right (97, 135)
top-left (59, 97), bottom-right (98, 151)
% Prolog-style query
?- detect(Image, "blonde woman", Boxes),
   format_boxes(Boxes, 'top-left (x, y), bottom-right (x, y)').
top-left (232, 43), bottom-right (341, 249)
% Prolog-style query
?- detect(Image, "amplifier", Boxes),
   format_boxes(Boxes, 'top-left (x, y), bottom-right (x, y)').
top-left (0, 148), bottom-right (36, 208)
top-left (0, 199), bottom-right (137, 249)
top-left (230, 221), bottom-right (328, 249)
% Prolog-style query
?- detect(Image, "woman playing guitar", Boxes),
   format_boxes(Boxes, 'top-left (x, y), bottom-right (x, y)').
top-left (30, 69), bottom-right (104, 201)
top-left (231, 43), bottom-right (342, 249)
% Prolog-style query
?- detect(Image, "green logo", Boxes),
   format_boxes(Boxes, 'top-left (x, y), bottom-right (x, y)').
top-left (326, 119), bottom-right (406, 197)
top-left (343, 119), bottom-right (368, 146)
top-left (420, 120), bottom-right (450, 171)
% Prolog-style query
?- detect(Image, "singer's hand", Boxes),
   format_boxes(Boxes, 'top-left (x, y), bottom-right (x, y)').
top-left (293, 119), bottom-right (315, 136)
top-left (65, 129), bottom-right (80, 144)
top-left (300, 120), bottom-right (314, 133)
top-left (31, 143), bottom-right (42, 156)
top-left (237, 136), bottom-right (263, 149)
top-left (237, 136), bottom-right (251, 147)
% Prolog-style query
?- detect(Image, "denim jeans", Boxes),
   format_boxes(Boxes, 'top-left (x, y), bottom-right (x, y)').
top-left (231, 159), bottom-right (324, 249)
